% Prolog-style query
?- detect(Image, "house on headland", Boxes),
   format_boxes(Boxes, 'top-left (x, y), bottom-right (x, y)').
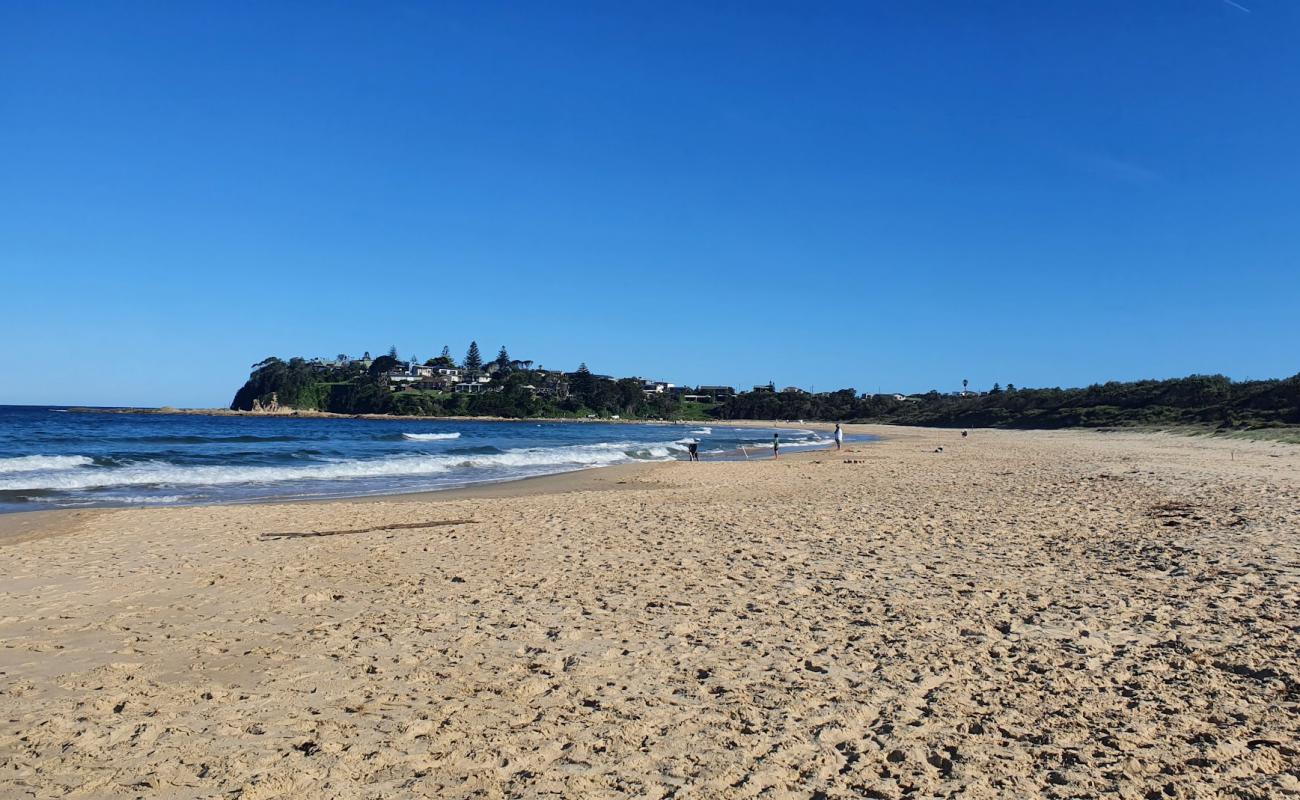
top-left (640, 379), bottom-right (674, 396)
top-left (694, 385), bottom-right (736, 401)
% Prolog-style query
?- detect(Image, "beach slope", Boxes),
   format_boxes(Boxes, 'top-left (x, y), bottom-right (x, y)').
top-left (1, 427), bottom-right (1296, 798)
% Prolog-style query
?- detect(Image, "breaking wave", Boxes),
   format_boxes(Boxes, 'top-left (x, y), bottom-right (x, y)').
top-left (401, 432), bottom-right (461, 441)
top-left (0, 440), bottom-right (690, 492)
top-left (0, 455), bottom-right (95, 474)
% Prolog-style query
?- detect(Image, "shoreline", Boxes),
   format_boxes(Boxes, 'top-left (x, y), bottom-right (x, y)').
top-left (0, 417), bottom-right (851, 525)
top-left (0, 428), bottom-right (867, 537)
top-left (0, 461), bottom-right (673, 547)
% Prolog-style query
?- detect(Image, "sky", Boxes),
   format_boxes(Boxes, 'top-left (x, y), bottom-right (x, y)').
top-left (1, 1), bottom-right (1297, 407)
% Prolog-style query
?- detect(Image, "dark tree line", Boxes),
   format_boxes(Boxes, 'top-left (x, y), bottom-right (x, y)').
top-left (717, 373), bottom-right (1300, 430)
top-left (231, 354), bottom-right (1298, 431)
top-left (230, 353), bottom-right (687, 419)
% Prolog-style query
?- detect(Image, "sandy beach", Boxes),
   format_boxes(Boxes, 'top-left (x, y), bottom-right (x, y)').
top-left (1, 426), bottom-right (1297, 798)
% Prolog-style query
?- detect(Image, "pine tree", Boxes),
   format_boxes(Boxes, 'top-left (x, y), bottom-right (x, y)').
top-left (569, 363), bottom-right (595, 401)
top-left (441, 345), bottom-right (451, 360)
top-left (464, 341), bottom-right (482, 371)
top-left (388, 345), bottom-right (399, 360)
top-left (496, 346), bottom-right (511, 371)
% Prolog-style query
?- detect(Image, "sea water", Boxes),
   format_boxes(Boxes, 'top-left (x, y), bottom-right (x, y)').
top-left (0, 406), bottom-right (868, 512)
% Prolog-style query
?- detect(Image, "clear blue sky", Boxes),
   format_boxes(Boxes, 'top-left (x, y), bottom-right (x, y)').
top-left (2, 1), bottom-right (1296, 407)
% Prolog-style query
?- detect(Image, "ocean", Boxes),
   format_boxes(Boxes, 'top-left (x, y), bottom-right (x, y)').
top-left (0, 406), bottom-right (866, 513)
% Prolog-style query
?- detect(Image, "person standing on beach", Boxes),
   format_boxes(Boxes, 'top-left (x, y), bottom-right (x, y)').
top-left (687, 441), bottom-right (699, 461)
top-left (834, 423), bottom-right (843, 450)
top-left (772, 432), bottom-right (780, 459)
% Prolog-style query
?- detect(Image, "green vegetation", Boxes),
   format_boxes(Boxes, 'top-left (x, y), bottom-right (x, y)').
top-left (231, 352), bottom-right (1299, 436)
top-left (716, 373), bottom-right (1300, 437)
top-left (229, 351), bottom-right (716, 420)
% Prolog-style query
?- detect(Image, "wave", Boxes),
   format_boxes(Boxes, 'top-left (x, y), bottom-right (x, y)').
top-left (0, 439), bottom-right (690, 492)
top-left (0, 455), bottom-right (94, 474)
top-left (776, 436), bottom-right (834, 448)
top-left (690, 427), bottom-right (713, 435)
top-left (732, 435), bottom-right (832, 450)
top-left (401, 432), bottom-right (461, 441)
top-left (66, 494), bottom-right (192, 505)
top-left (119, 494), bottom-right (189, 504)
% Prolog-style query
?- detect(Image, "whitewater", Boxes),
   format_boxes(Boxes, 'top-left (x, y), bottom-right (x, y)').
top-left (0, 406), bottom-right (860, 512)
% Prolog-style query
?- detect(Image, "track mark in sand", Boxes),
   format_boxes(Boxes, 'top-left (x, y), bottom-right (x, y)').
top-left (259, 519), bottom-right (477, 540)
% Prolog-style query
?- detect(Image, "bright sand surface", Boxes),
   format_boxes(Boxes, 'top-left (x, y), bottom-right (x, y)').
top-left (1, 426), bottom-right (1297, 798)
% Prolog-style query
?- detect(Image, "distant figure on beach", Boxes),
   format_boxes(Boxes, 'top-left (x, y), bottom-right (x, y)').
top-left (773, 433), bottom-right (780, 458)
top-left (834, 423), bottom-right (843, 450)
top-left (961, 430), bottom-right (968, 438)
top-left (686, 441), bottom-right (699, 461)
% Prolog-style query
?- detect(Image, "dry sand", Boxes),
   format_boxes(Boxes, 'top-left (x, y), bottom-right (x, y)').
top-left (1, 426), bottom-right (1297, 798)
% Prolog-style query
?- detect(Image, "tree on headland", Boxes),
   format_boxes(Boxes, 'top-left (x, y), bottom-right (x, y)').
top-left (464, 341), bottom-right (483, 372)
top-left (368, 354), bottom-right (399, 377)
top-left (569, 362), bottom-right (595, 399)
top-left (388, 345), bottom-right (399, 360)
top-left (495, 346), bottom-right (512, 372)
top-left (428, 346), bottom-right (456, 369)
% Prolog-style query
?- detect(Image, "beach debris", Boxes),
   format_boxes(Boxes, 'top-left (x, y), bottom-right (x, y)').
top-left (260, 519), bottom-right (477, 540)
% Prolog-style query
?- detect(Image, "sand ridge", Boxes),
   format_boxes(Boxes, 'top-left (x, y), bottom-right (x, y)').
top-left (0, 427), bottom-right (1297, 798)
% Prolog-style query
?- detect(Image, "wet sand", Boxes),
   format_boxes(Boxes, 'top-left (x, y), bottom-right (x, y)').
top-left (1, 426), bottom-right (1297, 798)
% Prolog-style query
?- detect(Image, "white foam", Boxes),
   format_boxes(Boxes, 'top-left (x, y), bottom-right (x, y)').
top-left (0, 439), bottom-right (689, 492)
top-left (690, 427), bottom-right (713, 435)
top-left (778, 437), bottom-right (834, 448)
top-left (0, 455), bottom-right (94, 474)
top-left (117, 495), bottom-right (187, 504)
top-left (402, 432), bottom-right (461, 440)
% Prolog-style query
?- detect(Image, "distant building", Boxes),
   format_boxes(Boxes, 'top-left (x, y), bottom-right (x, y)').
top-left (695, 385), bottom-right (736, 401)
top-left (641, 380), bottom-right (673, 396)
top-left (386, 361), bottom-right (438, 387)
top-left (751, 383), bottom-right (776, 393)
top-left (781, 386), bottom-right (807, 394)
